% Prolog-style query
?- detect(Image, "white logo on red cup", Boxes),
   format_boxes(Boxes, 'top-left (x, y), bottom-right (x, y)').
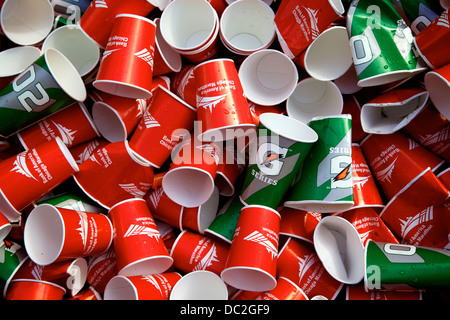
top-left (6, 279), bottom-right (66, 300)
top-left (86, 247), bottom-right (117, 294)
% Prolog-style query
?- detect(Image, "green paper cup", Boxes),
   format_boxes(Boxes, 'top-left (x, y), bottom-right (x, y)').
top-left (0, 240), bottom-right (28, 297)
top-left (284, 115), bottom-right (354, 213)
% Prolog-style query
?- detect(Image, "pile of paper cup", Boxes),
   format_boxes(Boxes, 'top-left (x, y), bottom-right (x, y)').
top-left (0, 0), bottom-right (449, 301)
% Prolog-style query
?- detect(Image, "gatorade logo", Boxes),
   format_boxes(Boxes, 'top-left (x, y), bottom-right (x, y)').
top-left (257, 143), bottom-right (288, 176)
top-left (330, 156), bottom-right (352, 189)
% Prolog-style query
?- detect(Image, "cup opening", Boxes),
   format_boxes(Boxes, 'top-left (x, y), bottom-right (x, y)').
top-left (0, 46), bottom-right (42, 77)
top-left (221, 266), bottom-right (277, 292)
top-left (425, 71), bottom-right (450, 121)
top-left (258, 113), bottom-right (318, 143)
top-left (119, 256), bottom-right (174, 277)
top-left (283, 200), bottom-right (354, 214)
top-left (103, 275), bottom-right (138, 300)
top-left (54, 136), bottom-right (80, 173)
top-left (155, 18), bottom-right (182, 73)
top-left (93, 79), bottom-right (153, 100)
top-left (170, 270), bottom-right (228, 300)
top-left (92, 102), bottom-right (128, 143)
top-left (196, 186), bottom-right (220, 232)
top-left (0, 222), bottom-right (12, 242)
top-left (24, 204), bottom-right (65, 266)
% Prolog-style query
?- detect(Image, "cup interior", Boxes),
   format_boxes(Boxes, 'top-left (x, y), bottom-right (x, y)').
top-left (0, 46), bottom-right (41, 77)
top-left (170, 271), bottom-right (228, 300)
top-left (425, 71), bottom-right (450, 121)
top-left (221, 266), bottom-right (277, 292)
top-left (258, 113), bottom-right (318, 143)
top-left (103, 276), bottom-right (138, 300)
top-left (92, 101), bottom-right (128, 143)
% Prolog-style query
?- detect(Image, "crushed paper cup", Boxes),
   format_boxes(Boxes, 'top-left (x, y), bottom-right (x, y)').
top-left (313, 215), bottom-right (365, 284)
top-left (108, 198), bottom-right (173, 277)
top-left (277, 237), bottom-right (343, 300)
top-left (279, 207), bottom-right (321, 244)
top-left (333, 64), bottom-right (362, 95)
top-left (170, 230), bottom-right (230, 275)
top-left (0, 0), bottom-right (54, 45)
top-left (424, 62), bottom-right (450, 121)
top-left (221, 205), bottom-right (280, 292)
top-left (73, 140), bottom-right (154, 210)
top-left (42, 24), bottom-right (101, 77)
top-left (238, 49), bottom-right (299, 106)
top-left (93, 14), bottom-right (157, 99)
top-left (364, 240), bottom-right (450, 291)
top-left (0, 213), bottom-right (11, 242)
top-left (347, 0), bottom-right (427, 87)
top-left (104, 272), bottom-right (182, 300)
top-left (274, 0), bottom-right (345, 59)
top-left (24, 204), bottom-right (113, 265)
top-left (6, 279), bottom-right (66, 300)
top-left (170, 270), bottom-right (228, 300)
top-left (0, 48), bottom-right (87, 138)
top-left (255, 277), bottom-right (309, 300)
top-left (17, 102), bottom-right (100, 150)
top-left (437, 167), bottom-right (450, 190)
top-left (67, 286), bottom-right (103, 300)
top-left (0, 240), bottom-right (28, 297)
top-left (0, 137), bottom-right (79, 222)
top-left (360, 87), bottom-right (429, 134)
top-left (391, 0), bottom-right (442, 35)
top-left (219, 0), bottom-right (275, 56)
top-left (286, 77), bottom-right (343, 124)
top-left (360, 131), bottom-right (446, 200)
top-left (378, 167), bottom-right (450, 248)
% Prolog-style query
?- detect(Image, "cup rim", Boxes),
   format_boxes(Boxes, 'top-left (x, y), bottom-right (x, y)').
top-left (170, 270), bottom-right (228, 300)
top-left (0, 46), bottom-right (42, 77)
top-left (220, 265), bottom-right (277, 292)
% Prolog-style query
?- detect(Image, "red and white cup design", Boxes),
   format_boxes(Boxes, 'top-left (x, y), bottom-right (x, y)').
top-left (346, 283), bottom-right (422, 300)
top-left (129, 85), bottom-right (196, 169)
top-left (24, 204), bottom-right (113, 265)
top-left (69, 138), bottom-right (110, 165)
top-left (0, 137), bottom-right (79, 222)
top-left (104, 272), bottom-right (182, 300)
top-left (248, 100), bottom-right (286, 127)
top-left (93, 14), bottom-right (157, 100)
top-left (379, 168), bottom-right (450, 248)
top-left (12, 257), bottom-right (88, 296)
top-left (221, 205), bottom-right (280, 292)
top-left (277, 237), bottom-right (343, 300)
top-left (360, 131), bottom-right (446, 200)
top-left (73, 140), bottom-right (154, 209)
top-left (274, 0), bottom-right (345, 59)
top-left (108, 198), bottom-right (173, 277)
top-left (92, 92), bottom-right (147, 143)
top-left (414, 9), bottom-right (450, 69)
top-left (162, 135), bottom-right (221, 208)
top-left (279, 207), bottom-right (321, 244)
top-left (437, 167), bottom-right (450, 190)
top-left (194, 58), bottom-right (256, 142)
top-left (86, 247), bottom-right (118, 295)
top-left (68, 286), bottom-right (102, 300)
top-left (351, 143), bottom-right (384, 210)
top-left (78, 0), bottom-right (155, 49)
top-left (17, 102), bottom-right (100, 150)
top-left (335, 206), bottom-right (399, 246)
top-left (170, 64), bottom-right (196, 107)
top-left (6, 279), bottom-right (66, 300)
top-left (342, 95), bottom-right (366, 142)
top-left (153, 18), bottom-right (182, 76)
top-left (170, 230), bottom-right (230, 275)
top-left (403, 102), bottom-right (450, 163)
top-left (0, 212), bottom-right (12, 242)
top-left (424, 63), bottom-right (450, 121)
top-left (145, 187), bottom-right (183, 230)
top-left (255, 277), bottom-right (309, 300)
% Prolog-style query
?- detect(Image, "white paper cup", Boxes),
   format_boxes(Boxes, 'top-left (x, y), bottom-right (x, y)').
top-left (333, 64), bottom-right (362, 95)
top-left (0, 0), bottom-right (54, 45)
top-left (313, 215), bottom-right (364, 284)
top-left (0, 46), bottom-right (42, 78)
top-left (238, 49), bottom-right (298, 106)
top-left (170, 270), bottom-right (228, 300)
top-left (159, 0), bottom-right (217, 53)
top-left (42, 25), bottom-right (101, 77)
top-left (303, 26), bottom-right (353, 81)
top-left (286, 78), bottom-right (343, 124)
top-left (424, 67), bottom-right (450, 121)
top-left (219, 0), bottom-right (275, 55)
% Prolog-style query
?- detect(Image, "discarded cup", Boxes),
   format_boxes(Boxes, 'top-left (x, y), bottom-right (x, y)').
top-left (6, 279), bottom-right (66, 300)
top-left (255, 277), bottom-right (309, 300)
top-left (424, 62), bottom-right (450, 121)
top-left (170, 270), bottom-right (228, 300)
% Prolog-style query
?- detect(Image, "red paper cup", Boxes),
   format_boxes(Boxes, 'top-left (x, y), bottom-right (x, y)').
top-left (68, 286), bottom-right (102, 300)
top-left (93, 14), bottom-right (157, 99)
top-left (360, 132), bottom-right (446, 200)
top-left (170, 270), bottom-right (228, 300)
top-left (6, 279), bottom-right (66, 300)
top-left (351, 143), bottom-right (384, 210)
top-left (414, 9), bottom-right (450, 69)
top-left (104, 272), bottom-right (182, 300)
top-left (194, 58), bottom-right (256, 142)
top-left (145, 187), bottom-right (183, 230)
top-left (255, 277), bottom-right (309, 300)
top-left (335, 206), bottom-right (399, 246)
top-left (248, 100), bottom-right (286, 127)
top-left (346, 283), bottom-right (422, 300)
top-left (170, 230), bottom-right (230, 275)
top-left (170, 64), bottom-right (196, 107)
top-left (73, 140), bottom-right (154, 209)
top-left (0, 212), bottom-right (12, 242)
top-left (24, 204), bottom-right (113, 265)
top-left (277, 237), bottom-right (343, 300)
top-left (279, 207), bottom-right (321, 244)
top-left (153, 18), bottom-right (182, 76)
top-left (12, 257), bottom-right (88, 296)
top-left (17, 102), bottom-right (100, 150)
top-left (78, 0), bottom-right (155, 49)
top-left (92, 93), bottom-right (147, 143)
top-left (342, 95), bottom-right (366, 142)
top-left (108, 198), bottom-right (173, 277)
top-left (69, 137), bottom-right (110, 165)
top-left (86, 247), bottom-right (118, 294)
top-left (403, 102), bottom-right (450, 163)
top-left (424, 63), bottom-right (450, 121)
top-left (437, 167), bottom-right (450, 190)
top-left (215, 146), bottom-right (245, 196)
top-left (162, 136), bottom-right (220, 208)
top-left (379, 168), bottom-right (450, 248)
top-left (129, 85), bottom-right (196, 169)
top-left (221, 205), bottom-right (280, 292)
top-left (0, 137), bottom-right (79, 222)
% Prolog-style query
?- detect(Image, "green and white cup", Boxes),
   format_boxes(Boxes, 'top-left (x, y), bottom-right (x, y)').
top-left (0, 240), bottom-right (28, 297)
top-left (365, 240), bottom-right (450, 291)
top-left (0, 48), bottom-right (87, 138)
top-left (347, 0), bottom-right (427, 87)
top-left (391, 0), bottom-right (442, 34)
top-left (284, 115), bottom-right (354, 213)
top-left (239, 113), bottom-right (318, 209)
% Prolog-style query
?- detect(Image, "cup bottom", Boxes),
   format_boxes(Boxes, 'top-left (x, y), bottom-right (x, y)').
top-left (221, 266), bottom-right (277, 292)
